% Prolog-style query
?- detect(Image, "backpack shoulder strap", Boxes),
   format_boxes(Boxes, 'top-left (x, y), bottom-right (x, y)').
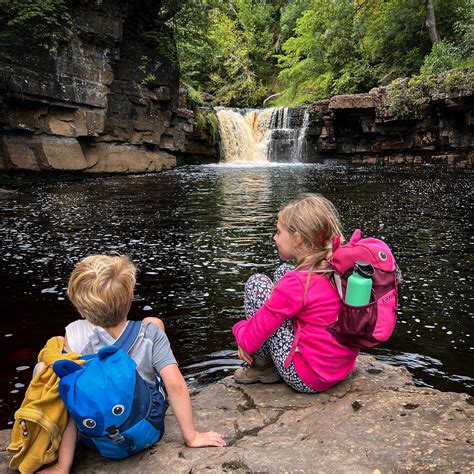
top-left (333, 273), bottom-right (343, 299)
top-left (114, 321), bottom-right (142, 353)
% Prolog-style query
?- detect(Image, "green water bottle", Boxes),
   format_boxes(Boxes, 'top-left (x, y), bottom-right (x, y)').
top-left (345, 262), bottom-right (375, 306)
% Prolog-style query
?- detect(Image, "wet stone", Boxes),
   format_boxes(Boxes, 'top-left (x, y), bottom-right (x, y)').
top-left (1, 355), bottom-right (472, 473)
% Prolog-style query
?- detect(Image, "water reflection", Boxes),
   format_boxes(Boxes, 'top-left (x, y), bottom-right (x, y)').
top-left (0, 164), bottom-right (472, 428)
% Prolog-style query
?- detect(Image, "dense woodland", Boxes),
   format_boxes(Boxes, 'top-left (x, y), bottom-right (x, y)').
top-left (1, 0), bottom-right (472, 107)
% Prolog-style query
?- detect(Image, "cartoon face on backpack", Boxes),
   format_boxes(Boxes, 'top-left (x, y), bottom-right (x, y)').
top-left (53, 346), bottom-right (136, 436)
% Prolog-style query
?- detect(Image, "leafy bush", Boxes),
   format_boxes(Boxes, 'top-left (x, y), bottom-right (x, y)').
top-left (420, 41), bottom-right (463, 76)
top-left (388, 68), bottom-right (473, 118)
top-left (186, 84), bottom-right (204, 106)
top-left (387, 76), bottom-right (431, 118)
top-left (331, 61), bottom-right (377, 96)
top-left (441, 68), bottom-right (474, 94)
top-left (453, 15), bottom-right (474, 58)
top-left (195, 109), bottom-right (220, 144)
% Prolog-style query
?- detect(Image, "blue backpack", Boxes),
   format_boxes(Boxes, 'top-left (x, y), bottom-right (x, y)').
top-left (53, 321), bottom-right (168, 459)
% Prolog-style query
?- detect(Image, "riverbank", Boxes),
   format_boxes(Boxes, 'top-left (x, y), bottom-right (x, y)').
top-left (1, 355), bottom-right (472, 472)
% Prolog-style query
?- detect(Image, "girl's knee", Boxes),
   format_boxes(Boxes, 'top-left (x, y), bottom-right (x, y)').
top-left (273, 264), bottom-right (295, 283)
top-left (245, 273), bottom-right (272, 291)
top-left (244, 274), bottom-right (273, 319)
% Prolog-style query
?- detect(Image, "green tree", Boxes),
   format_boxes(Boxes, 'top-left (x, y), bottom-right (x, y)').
top-left (280, 0), bottom-right (312, 41)
top-left (173, 0), bottom-right (284, 106)
top-left (206, 9), bottom-right (266, 106)
top-left (361, 0), bottom-right (430, 77)
top-left (275, 0), bottom-right (472, 104)
top-left (277, 0), bottom-right (376, 104)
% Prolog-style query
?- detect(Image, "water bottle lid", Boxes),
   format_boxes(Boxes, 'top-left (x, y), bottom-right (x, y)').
top-left (355, 261), bottom-right (375, 278)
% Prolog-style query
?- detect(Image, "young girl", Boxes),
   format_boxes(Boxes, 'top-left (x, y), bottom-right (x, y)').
top-left (232, 193), bottom-right (359, 392)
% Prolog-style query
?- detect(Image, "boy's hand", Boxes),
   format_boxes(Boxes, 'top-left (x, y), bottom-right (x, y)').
top-left (238, 345), bottom-right (253, 365)
top-left (186, 431), bottom-right (226, 448)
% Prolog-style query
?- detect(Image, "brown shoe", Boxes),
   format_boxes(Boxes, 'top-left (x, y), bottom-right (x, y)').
top-left (234, 354), bottom-right (282, 384)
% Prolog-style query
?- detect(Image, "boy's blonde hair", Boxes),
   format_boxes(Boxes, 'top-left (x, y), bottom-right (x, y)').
top-left (279, 193), bottom-right (344, 271)
top-left (67, 255), bottom-right (136, 327)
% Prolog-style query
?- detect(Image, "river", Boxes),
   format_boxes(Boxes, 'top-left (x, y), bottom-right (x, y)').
top-left (0, 163), bottom-right (472, 428)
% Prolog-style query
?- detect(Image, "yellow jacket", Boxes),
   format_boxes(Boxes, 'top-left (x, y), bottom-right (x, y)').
top-left (7, 336), bottom-right (81, 473)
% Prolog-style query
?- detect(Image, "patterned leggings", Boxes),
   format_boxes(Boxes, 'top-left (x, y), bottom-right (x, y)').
top-left (244, 264), bottom-right (317, 393)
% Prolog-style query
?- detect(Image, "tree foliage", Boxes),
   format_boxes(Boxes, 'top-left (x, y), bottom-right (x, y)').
top-left (172, 0), bottom-right (472, 106)
top-left (274, 0), bottom-right (472, 105)
top-left (172, 0), bottom-right (283, 107)
top-left (0, 0), bottom-right (72, 51)
top-left (0, 0), bottom-right (471, 106)
top-left (420, 41), bottom-right (463, 76)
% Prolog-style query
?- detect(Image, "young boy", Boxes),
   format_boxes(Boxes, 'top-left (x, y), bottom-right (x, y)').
top-left (44, 255), bottom-right (225, 473)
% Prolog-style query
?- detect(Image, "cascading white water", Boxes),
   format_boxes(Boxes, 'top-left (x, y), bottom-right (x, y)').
top-left (217, 109), bottom-right (267, 163)
top-left (265, 106), bottom-right (299, 163)
top-left (216, 106), bottom-right (309, 163)
top-left (294, 107), bottom-right (310, 162)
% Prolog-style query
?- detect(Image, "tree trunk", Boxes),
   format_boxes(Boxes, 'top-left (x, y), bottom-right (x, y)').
top-left (423, 0), bottom-right (440, 44)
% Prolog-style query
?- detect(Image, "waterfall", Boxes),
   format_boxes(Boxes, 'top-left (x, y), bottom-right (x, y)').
top-left (294, 107), bottom-right (310, 162)
top-left (216, 106), bottom-right (310, 163)
top-left (265, 106), bottom-right (297, 163)
top-left (216, 109), bottom-right (266, 163)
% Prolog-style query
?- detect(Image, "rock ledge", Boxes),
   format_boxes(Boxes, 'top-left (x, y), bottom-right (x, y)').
top-left (1, 355), bottom-right (472, 472)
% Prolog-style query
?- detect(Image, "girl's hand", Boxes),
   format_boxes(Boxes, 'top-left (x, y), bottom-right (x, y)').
top-left (186, 431), bottom-right (226, 448)
top-left (238, 345), bottom-right (253, 364)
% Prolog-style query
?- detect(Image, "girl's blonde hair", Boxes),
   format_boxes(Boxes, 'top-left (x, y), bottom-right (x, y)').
top-left (67, 255), bottom-right (137, 327)
top-left (279, 193), bottom-right (344, 272)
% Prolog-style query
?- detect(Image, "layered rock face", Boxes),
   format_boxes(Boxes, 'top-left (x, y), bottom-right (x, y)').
top-left (1, 355), bottom-right (472, 472)
top-left (0, 0), bottom-right (216, 173)
top-left (292, 71), bottom-right (473, 166)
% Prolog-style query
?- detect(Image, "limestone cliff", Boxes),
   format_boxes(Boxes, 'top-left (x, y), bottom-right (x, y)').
top-left (298, 69), bottom-right (473, 166)
top-left (0, 0), bottom-right (217, 173)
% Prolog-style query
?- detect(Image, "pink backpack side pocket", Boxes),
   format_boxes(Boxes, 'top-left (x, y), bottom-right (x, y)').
top-left (372, 288), bottom-right (397, 342)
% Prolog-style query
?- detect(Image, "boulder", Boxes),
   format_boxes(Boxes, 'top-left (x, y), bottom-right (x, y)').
top-left (1, 355), bottom-right (472, 473)
top-left (83, 143), bottom-right (176, 173)
top-left (329, 93), bottom-right (380, 110)
top-left (1, 136), bottom-right (87, 171)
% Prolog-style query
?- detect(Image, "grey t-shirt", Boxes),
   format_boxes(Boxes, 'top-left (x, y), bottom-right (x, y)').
top-left (65, 319), bottom-right (177, 384)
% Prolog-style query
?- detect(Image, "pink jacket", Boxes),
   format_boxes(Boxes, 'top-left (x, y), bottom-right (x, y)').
top-left (232, 271), bottom-right (359, 391)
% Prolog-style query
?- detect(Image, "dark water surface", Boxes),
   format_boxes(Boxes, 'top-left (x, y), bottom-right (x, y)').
top-left (0, 164), bottom-right (472, 428)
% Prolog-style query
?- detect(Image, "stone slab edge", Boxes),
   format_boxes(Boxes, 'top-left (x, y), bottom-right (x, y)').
top-left (0, 136), bottom-right (176, 173)
top-left (1, 355), bottom-right (472, 473)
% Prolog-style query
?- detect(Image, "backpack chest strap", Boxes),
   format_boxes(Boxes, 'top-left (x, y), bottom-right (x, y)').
top-left (107, 425), bottom-right (134, 452)
top-left (79, 425), bottom-right (135, 455)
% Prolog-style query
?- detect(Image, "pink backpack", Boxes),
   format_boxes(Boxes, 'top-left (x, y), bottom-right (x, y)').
top-left (326, 229), bottom-right (399, 348)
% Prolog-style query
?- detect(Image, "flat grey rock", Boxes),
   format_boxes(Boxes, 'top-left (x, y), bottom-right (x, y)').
top-left (0, 189), bottom-right (16, 199)
top-left (1, 355), bottom-right (473, 473)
